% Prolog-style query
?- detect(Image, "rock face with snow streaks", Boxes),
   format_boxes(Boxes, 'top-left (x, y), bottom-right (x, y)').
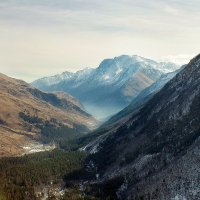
top-left (83, 54), bottom-right (200, 199)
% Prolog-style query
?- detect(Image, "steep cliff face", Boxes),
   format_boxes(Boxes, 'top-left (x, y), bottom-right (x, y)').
top-left (84, 55), bottom-right (200, 199)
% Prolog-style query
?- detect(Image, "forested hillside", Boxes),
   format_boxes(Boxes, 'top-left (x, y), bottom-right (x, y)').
top-left (0, 150), bottom-right (88, 200)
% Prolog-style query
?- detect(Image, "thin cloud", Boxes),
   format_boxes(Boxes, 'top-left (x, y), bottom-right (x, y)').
top-left (0, 0), bottom-right (199, 81)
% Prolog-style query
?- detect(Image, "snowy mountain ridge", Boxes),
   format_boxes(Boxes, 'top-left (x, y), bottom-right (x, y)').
top-left (32, 55), bottom-right (180, 119)
top-left (81, 54), bottom-right (200, 200)
top-left (33, 55), bottom-right (179, 87)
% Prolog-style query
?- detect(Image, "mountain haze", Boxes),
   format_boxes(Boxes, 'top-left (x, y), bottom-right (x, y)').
top-left (32, 55), bottom-right (180, 119)
top-left (103, 67), bottom-right (184, 127)
top-left (80, 54), bottom-right (200, 199)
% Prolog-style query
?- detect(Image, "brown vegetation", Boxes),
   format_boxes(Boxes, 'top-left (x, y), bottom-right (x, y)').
top-left (0, 73), bottom-right (98, 157)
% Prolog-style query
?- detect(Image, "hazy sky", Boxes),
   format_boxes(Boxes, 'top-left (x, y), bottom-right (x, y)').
top-left (0, 0), bottom-right (199, 82)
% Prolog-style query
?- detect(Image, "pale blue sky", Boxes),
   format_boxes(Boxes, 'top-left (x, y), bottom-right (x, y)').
top-left (0, 0), bottom-right (199, 81)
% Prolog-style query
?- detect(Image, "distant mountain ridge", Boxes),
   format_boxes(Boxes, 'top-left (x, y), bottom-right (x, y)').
top-left (32, 55), bottom-right (180, 119)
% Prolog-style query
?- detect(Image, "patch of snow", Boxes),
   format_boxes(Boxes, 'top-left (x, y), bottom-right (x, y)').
top-left (22, 142), bottom-right (56, 154)
top-left (116, 68), bottom-right (122, 75)
top-left (103, 75), bottom-right (110, 80)
top-left (33, 55), bottom-right (180, 89)
top-left (80, 142), bottom-right (100, 154)
top-left (171, 194), bottom-right (187, 200)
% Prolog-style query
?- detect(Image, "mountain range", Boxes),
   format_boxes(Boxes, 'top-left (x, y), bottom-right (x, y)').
top-left (32, 55), bottom-right (180, 119)
top-left (78, 54), bottom-right (200, 199)
top-left (0, 53), bottom-right (199, 200)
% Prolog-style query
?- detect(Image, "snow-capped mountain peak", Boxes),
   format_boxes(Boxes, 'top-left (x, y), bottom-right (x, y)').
top-left (32, 55), bottom-right (180, 119)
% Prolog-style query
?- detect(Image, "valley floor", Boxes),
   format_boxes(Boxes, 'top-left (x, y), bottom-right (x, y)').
top-left (0, 125), bottom-right (56, 157)
top-left (22, 141), bottom-right (56, 155)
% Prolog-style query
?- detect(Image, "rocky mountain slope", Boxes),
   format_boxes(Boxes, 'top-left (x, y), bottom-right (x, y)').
top-left (103, 67), bottom-right (184, 127)
top-left (32, 55), bottom-right (179, 119)
top-left (81, 54), bottom-right (200, 199)
top-left (0, 73), bottom-right (97, 157)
